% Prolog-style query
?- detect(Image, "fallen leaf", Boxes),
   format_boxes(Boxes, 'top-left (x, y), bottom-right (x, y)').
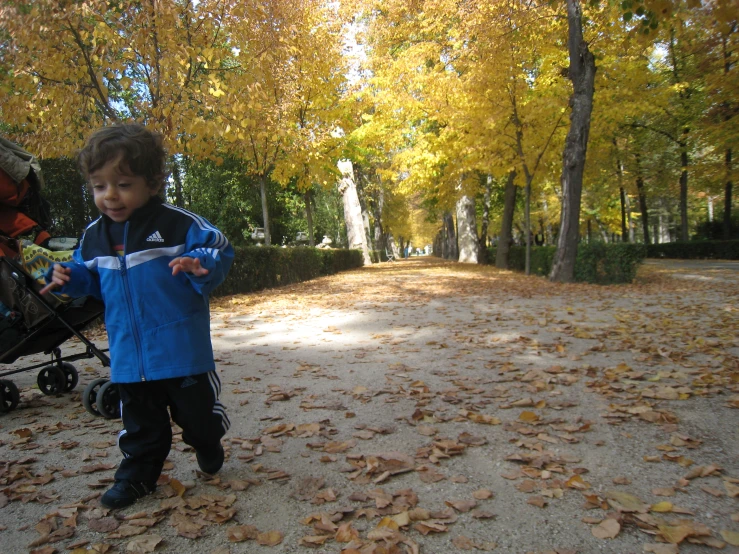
top-left (650, 502), bottom-right (673, 513)
top-left (228, 525), bottom-right (259, 542)
top-left (472, 489), bottom-right (493, 500)
top-left (725, 481), bottom-right (739, 498)
top-left (605, 490), bottom-right (649, 513)
top-left (451, 535), bottom-right (476, 550)
top-left (257, 530), bottom-right (283, 546)
top-left (518, 410), bottom-right (540, 423)
top-left (413, 521), bottom-right (448, 535)
top-left (88, 518), bottom-right (120, 533)
top-left (565, 475), bottom-right (590, 490)
top-left (30, 547), bottom-right (56, 554)
top-left (125, 534), bottom-right (162, 553)
top-left (657, 520), bottom-right (709, 544)
top-left (527, 496), bottom-right (547, 508)
top-left (335, 522), bottom-right (359, 542)
top-left (721, 529), bottom-right (739, 546)
top-left (642, 544), bottom-right (678, 554)
top-left (169, 479), bottom-right (186, 497)
top-left (416, 425), bottom-right (437, 436)
top-left (299, 535), bottom-right (329, 547)
top-left (592, 518), bottom-right (620, 539)
top-left (445, 499), bottom-right (477, 513)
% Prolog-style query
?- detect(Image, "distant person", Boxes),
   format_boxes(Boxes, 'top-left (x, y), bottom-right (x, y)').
top-left (42, 124), bottom-right (234, 509)
top-left (534, 232), bottom-right (544, 246)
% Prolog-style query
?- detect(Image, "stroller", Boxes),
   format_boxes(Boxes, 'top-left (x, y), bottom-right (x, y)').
top-left (0, 137), bottom-right (117, 417)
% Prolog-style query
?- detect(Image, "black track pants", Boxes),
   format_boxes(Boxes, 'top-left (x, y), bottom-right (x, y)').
top-left (114, 371), bottom-right (229, 484)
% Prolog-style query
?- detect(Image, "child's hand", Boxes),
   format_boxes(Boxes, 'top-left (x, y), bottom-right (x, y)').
top-left (39, 264), bottom-right (72, 295)
top-left (169, 256), bottom-right (209, 277)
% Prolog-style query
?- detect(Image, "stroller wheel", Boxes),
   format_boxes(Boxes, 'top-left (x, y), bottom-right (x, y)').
top-left (59, 363), bottom-right (79, 392)
top-left (0, 380), bottom-right (20, 413)
top-left (97, 380), bottom-right (121, 419)
top-left (37, 366), bottom-right (66, 395)
top-left (82, 378), bottom-right (108, 416)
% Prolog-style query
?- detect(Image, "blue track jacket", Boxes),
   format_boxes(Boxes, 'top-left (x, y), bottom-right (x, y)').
top-left (46, 198), bottom-right (233, 383)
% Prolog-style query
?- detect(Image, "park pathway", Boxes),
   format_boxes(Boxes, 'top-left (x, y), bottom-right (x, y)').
top-left (0, 257), bottom-right (737, 553)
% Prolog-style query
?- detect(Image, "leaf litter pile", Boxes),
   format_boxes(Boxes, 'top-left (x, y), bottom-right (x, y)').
top-left (0, 258), bottom-right (737, 553)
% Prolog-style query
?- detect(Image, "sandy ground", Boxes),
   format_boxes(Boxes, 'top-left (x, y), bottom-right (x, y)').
top-left (0, 257), bottom-right (737, 554)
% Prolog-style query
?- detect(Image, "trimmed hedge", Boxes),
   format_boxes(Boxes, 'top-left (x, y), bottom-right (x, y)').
top-left (647, 240), bottom-right (739, 260)
top-left (486, 243), bottom-right (647, 284)
top-left (216, 246), bottom-right (364, 296)
top-left (574, 242), bottom-right (647, 284)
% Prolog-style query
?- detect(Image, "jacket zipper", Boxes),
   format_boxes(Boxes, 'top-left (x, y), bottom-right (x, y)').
top-left (120, 222), bottom-right (146, 381)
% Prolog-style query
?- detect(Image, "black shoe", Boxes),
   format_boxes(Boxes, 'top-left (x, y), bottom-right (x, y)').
top-left (196, 443), bottom-right (224, 475)
top-left (100, 480), bottom-right (155, 509)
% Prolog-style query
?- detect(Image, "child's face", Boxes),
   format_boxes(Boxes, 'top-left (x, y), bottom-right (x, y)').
top-left (90, 155), bottom-right (159, 223)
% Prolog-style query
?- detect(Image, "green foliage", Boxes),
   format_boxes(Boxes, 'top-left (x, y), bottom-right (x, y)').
top-left (38, 157), bottom-right (96, 237)
top-left (179, 157), bottom-right (264, 245)
top-left (179, 155), bottom-right (347, 248)
top-left (574, 242), bottom-right (647, 284)
top-left (693, 214), bottom-right (739, 241)
top-left (647, 240), bottom-right (739, 260)
top-left (312, 185), bottom-right (348, 247)
top-left (486, 243), bottom-right (646, 284)
top-left (508, 246), bottom-right (556, 276)
top-left (216, 246), bottom-right (364, 296)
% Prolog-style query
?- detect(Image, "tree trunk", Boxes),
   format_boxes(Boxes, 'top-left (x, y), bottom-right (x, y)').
top-left (443, 211), bottom-right (457, 260)
top-left (355, 173), bottom-right (373, 251)
top-left (525, 176), bottom-right (531, 275)
top-left (170, 155), bottom-right (184, 208)
top-left (679, 138), bottom-right (689, 241)
top-left (725, 148), bottom-right (733, 239)
top-left (363, 210), bottom-right (373, 251)
top-left (496, 170), bottom-right (517, 269)
top-left (723, 30), bottom-right (734, 240)
top-left (259, 173), bottom-right (271, 246)
top-left (550, 0), bottom-right (596, 283)
top-left (512, 97), bottom-right (534, 274)
top-left (304, 190), bottom-right (315, 247)
top-left (456, 195), bottom-right (478, 263)
top-left (543, 199), bottom-right (554, 244)
top-left (615, 148), bottom-right (627, 242)
top-left (619, 186), bottom-right (628, 242)
top-left (636, 160), bottom-right (650, 245)
top-left (371, 182), bottom-right (386, 251)
top-left (440, 220), bottom-right (449, 259)
top-left (337, 160), bottom-right (372, 265)
top-left (478, 174), bottom-right (491, 263)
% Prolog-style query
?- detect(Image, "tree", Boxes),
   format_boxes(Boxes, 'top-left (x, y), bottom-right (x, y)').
top-left (220, 0), bottom-right (349, 246)
top-left (38, 157), bottom-right (96, 236)
top-left (0, 0), bottom-right (244, 157)
top-left (456, 194), bottom-right (477, 263)
top-left (337, 160), bottom-right (372, 264)
top-left (550, 0), bottom-right (596, 283)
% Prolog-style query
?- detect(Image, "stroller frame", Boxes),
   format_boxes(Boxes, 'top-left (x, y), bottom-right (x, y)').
top-left (0, 256), bottom-right (110, 412)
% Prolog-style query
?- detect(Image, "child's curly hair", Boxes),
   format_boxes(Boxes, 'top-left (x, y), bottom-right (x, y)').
top-left (78, 123), bottom-right (168, 192)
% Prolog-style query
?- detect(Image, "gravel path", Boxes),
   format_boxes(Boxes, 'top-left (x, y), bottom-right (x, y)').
top-left (0, 257), bottom-right (737, 554)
